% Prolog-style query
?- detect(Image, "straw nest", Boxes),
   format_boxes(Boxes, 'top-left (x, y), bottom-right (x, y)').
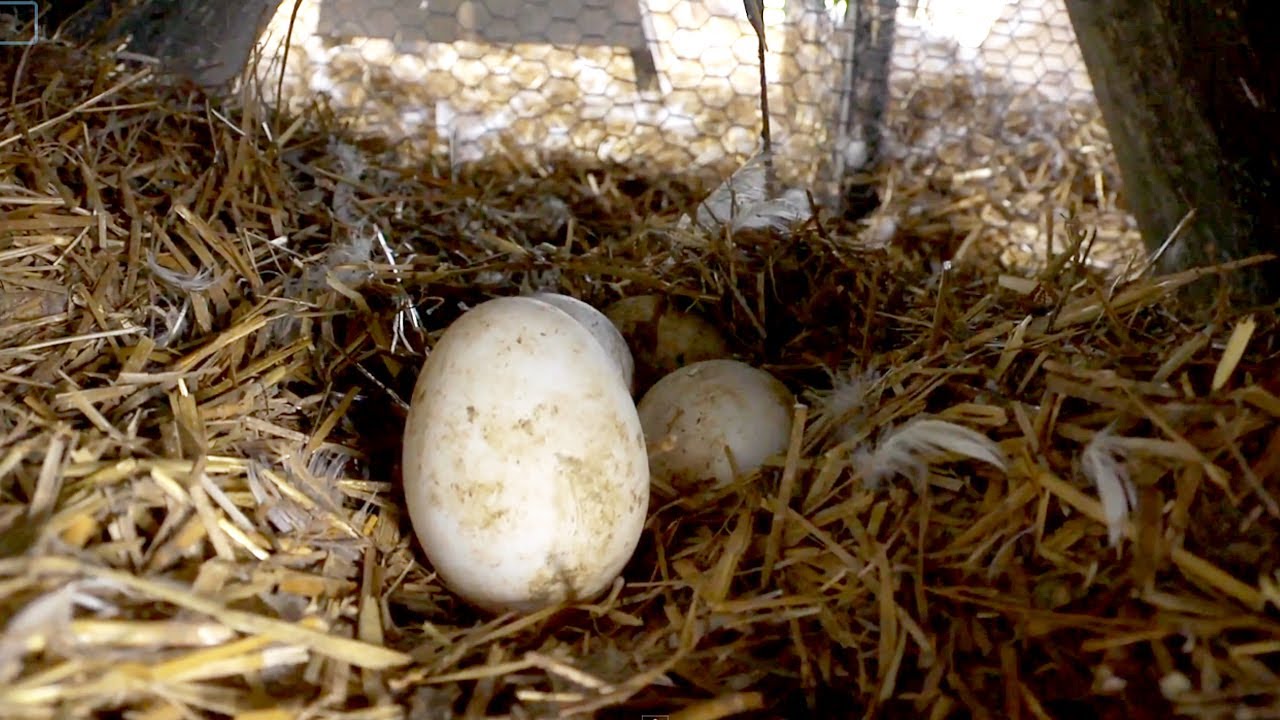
top-left (2, 40), bottom-right (1280, 720)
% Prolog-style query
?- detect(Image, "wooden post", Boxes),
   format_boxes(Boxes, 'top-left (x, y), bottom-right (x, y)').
top-left (835, 0), bottom-right (896, 221)
top-left (58, 0), bottom-right (285, 87)
top-left (1064, 0), bottom-right (1280, 305)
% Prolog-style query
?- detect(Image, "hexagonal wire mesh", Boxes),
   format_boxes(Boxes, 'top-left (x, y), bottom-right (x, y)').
top-left (255, 0), bottom-right (1142, 270)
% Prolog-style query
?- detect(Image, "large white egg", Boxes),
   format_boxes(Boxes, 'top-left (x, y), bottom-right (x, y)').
top-left (637, 359), bottom-right (795, 492)
top-left (528, 292), bottom-right (635, 393)
top-left (402, 296), bottom-right (650, 613)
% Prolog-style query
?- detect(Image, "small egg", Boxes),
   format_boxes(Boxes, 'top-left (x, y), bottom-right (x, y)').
top-left (603, 295), bottom-right (729, 391)
top-left (637, 359), bottom-right (795, 493)
top-left (528, 292), bottom-right (635, 392)
top-left (402, 296), bottom-right (649, 613)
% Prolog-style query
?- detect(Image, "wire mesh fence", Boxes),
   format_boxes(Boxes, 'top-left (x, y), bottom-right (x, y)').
top-left (256, 0), bottom-right (1142, 269)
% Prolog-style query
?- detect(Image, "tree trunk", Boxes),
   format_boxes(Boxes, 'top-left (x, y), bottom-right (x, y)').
top-left (58, 0), bottom-right (284, 88)
top-left (1064, 0), bottom-right (1280, 306)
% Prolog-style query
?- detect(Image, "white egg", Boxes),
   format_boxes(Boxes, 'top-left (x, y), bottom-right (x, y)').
top-left (637, 359), bottom-right (795, 492)
top-left (402, 296), bottom-right (650, 613)
top-left (528, 292), bottom-right (635, 392)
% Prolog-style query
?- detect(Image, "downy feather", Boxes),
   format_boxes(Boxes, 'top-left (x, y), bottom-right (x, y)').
top-left (682, 149), bottom-right (813, 232)
top-left (1080, 429), bottom-right (1137, 546)
top-left (855, 419), bottom-right (1007, 489)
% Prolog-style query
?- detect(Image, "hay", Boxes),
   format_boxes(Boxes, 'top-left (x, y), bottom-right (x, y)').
top-left (2, 39), bottom-right (1280, 720)
top-left (867, 70), bottom-right (1144, 278)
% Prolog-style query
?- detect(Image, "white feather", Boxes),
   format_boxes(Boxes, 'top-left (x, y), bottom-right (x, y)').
top-left (0, 580), bottom-right (116, 683)
top-left (0, 585), bottom-right (75, 683)
top-left (730, 188), bottom-right (812, 232)
top-left (146, 251), bottom-right (218, 292)
top-left (1080, 430), bottom-right (1137, 546)
top-left (681, 150), bottom-right (814, 233)
top-left (809, 365), bottom-right (882, 445)
top-left (855, 419), bottom-right (1007, 489)
top-left (696, 150), bottom-right (771, 227)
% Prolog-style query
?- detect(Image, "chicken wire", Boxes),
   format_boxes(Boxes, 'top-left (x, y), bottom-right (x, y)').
top-left (255, 0), bottom-right (1132, 265)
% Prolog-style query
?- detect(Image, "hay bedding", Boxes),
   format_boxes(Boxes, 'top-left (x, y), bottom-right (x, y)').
top-left (2, 39), bottom-right (1280, 720)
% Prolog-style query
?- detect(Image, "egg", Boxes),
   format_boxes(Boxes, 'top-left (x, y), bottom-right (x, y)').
top-left (637, 359), bottom-right (795, 492)
top-left (402, 296), bottom-right (650, 613)
top-left (603, 294), bottom-right (729, 391)
top-left (528, 292), bottom-right (635, 392)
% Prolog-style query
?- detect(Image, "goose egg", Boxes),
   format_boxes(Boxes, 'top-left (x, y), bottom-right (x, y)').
top-left (402, 296), bottom-right (649, 613)
top-left (638, 359), bottom-right (794, 493)
top-left (528, 292), bottom-right (635, 392)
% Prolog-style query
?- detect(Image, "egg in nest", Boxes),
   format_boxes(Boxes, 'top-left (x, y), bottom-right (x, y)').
top-left (402, 296), bottom-right (649, 613)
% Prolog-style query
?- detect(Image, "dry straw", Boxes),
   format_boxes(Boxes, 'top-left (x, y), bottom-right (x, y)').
top-left (1, 27), bottom-right (1279, 720)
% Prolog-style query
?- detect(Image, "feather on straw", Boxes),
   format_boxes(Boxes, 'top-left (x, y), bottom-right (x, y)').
top-left (854, 419), bottom-right (1007, 489)
top-left (1080, 429), bottom-right (1137, 546)
top-left (682, 150), bottom-right (813, 232)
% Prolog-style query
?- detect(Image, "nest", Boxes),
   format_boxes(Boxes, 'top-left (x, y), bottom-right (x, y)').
top-left (2, 39), bottom-right (1280, 720)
